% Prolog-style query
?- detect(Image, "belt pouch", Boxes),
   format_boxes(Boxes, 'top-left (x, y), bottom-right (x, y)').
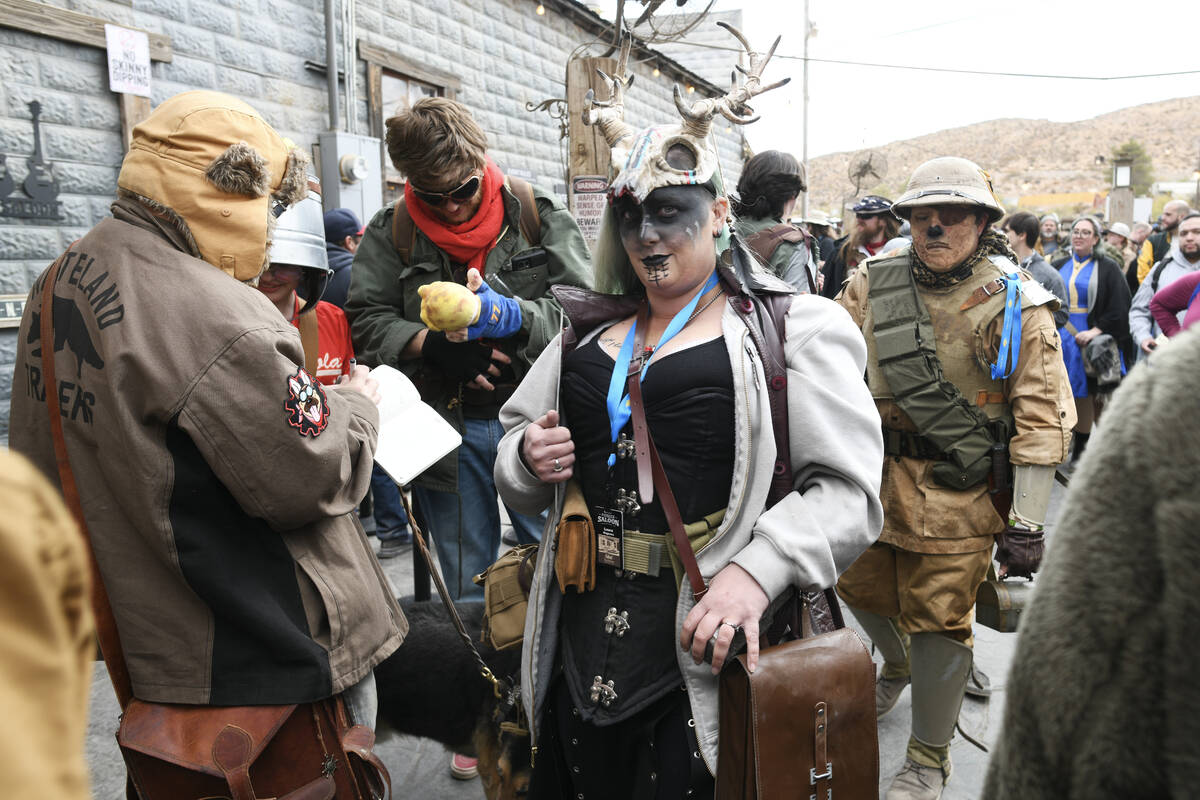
top-left (554, 478), bottom-right (595, 593)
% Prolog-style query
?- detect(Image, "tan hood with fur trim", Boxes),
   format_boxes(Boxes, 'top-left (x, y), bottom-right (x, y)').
top-left (117, 90), bottom-right (309, 281)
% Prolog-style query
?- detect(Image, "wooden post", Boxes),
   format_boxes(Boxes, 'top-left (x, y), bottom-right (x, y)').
top-left (119, 94), bottom-right (151, 152)
top-left (565, 56), bottom-right (617, 249)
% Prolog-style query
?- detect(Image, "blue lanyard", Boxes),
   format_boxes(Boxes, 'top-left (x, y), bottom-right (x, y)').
top-left (605, 272), bottom-right (719, 467)
top-left (990, 270), bottom-right (1023, 380)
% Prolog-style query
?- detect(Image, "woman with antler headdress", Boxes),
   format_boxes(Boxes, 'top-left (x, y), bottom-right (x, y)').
top-left (495, 28), bottom-right (883, 797)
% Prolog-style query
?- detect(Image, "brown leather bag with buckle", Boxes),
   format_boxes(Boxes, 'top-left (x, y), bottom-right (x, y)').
top-left (36, 249), bottom-right (391, 800)
top-left (626, 282), bottom-right (878, 799)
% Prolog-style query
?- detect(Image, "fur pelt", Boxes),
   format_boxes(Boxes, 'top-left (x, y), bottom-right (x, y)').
top-left (982, 327), bottom-right (1200, 799)
top-left (204, 141), bottom-right (271, 197)
top-left (276, 148), bottom-right (310, 207)
top-left (374, 599), bottom-right (530, 800)
top-left (116, 188), bottom-right (201, 258)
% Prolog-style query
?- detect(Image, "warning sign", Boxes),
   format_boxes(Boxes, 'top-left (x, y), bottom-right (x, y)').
top-left (571, 175), bottom-right (608, 247)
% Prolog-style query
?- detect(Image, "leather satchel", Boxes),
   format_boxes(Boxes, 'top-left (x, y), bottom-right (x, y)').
top-left (36, 249), bottom-right (390, 800)
top-left (716, 612), bottom-right (878, 800)
top-left (118, 698), bottom-right (390, 800)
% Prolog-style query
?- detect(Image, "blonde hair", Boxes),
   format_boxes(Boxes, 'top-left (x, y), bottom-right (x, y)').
top-left (385, 97), bottom-right (488, 187)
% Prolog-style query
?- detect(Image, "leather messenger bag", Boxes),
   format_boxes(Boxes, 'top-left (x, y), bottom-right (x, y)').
top-left (37, 249), bottom-right (391, 800)
top-left (715, 597), bottom-right (878, 800)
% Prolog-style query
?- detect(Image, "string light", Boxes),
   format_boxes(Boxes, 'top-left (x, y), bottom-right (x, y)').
top-left (686, 84), bottom-right (695, 94)
top-left (535, 3), bottom-right (545, 14)
top-left (652, 65), bottom-right (661, 77)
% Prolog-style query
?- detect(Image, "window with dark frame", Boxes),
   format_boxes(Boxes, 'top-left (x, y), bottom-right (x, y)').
top-left (361, 41), bottom-right (460, 207)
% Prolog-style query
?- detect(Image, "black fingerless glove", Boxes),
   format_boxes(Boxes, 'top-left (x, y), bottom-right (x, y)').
top-left (420, 330), bottom-right (493, 383)
top-left (995, 527), bottom-right (1045, 579)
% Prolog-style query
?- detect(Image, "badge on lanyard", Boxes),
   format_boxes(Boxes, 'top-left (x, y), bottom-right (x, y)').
top-left (595, 506), bottom-right (624, 568)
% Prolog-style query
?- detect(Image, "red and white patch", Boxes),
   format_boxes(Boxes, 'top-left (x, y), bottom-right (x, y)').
top-left (284, 367), bottom-right (330, 437)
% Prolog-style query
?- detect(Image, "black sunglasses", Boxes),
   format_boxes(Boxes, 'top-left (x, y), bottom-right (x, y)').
top-left (410, 174), bottom-right (482, 207)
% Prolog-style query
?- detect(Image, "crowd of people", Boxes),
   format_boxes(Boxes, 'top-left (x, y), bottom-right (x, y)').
top-left (3, 73), bottom-right (1199, 800)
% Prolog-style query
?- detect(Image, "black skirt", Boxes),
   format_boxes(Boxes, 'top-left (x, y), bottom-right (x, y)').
top-left (529, 676), bottom-right (714, 800)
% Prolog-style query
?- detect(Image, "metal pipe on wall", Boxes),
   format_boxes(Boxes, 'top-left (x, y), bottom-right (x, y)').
top-left (342, 0), bottom-right (357, 135)
top-left (325, 0), bottom-right (339, 131)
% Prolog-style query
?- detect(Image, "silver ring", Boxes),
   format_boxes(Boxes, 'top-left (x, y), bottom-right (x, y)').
top-left (721, 620), bottom-right (739, 631)
top-left (552, 458), bottom-right (563, 472)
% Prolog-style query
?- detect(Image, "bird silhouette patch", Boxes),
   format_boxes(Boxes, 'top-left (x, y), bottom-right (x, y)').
top-left (284, 367), bottom-right (329, 437)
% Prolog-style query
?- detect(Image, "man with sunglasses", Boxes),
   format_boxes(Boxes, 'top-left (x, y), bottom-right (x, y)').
top-left (834, 157), bottom-right (1074, 799)
top-left (345, 97), bottom-right (591, 592)
top-left (820, 194), bottom-right (901, 298)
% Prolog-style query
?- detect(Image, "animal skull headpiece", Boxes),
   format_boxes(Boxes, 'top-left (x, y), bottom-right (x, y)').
top-left (584, 25), bottom-right (790, 203)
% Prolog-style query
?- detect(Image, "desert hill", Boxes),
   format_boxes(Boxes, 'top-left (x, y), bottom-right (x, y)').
top-left (804, 95), bottom-right (1200, 217)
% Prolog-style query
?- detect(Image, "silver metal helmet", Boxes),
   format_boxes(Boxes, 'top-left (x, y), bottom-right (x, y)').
top-left (891, 156), bottom-right (1006, 223)
top-left (269, 188), bottom-right (331, 311)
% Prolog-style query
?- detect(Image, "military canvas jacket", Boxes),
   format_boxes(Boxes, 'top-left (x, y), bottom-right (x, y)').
top-left (344, 180), bottom-right (592, 491)
top-left (838, 251), bottom-right (1075, 554)
top-left (9, 199), bottom-right (406, 706)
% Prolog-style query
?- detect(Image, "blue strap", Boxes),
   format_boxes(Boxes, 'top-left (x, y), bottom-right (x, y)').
top-left (605, 272), bottom-right (719, 467)
top-left (1189, 280), bottom-right (1200, 308)
top-left (990, 270), bottom-right (1023, 380)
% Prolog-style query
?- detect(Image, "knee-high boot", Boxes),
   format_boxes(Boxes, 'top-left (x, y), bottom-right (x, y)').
top-left (885, 633), bottom-right (972, 800)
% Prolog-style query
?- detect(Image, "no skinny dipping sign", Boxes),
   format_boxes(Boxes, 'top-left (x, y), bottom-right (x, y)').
top-left (105, 25), bottom-right (152, 98)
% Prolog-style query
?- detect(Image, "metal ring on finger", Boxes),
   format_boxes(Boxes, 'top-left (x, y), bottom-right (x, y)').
top-left (721, 620), bottom-right (740, 632)
top-left (553, 457), bottom-right (564, 472)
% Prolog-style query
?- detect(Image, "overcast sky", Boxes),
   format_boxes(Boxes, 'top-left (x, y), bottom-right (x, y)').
top-left (597, 0), bottom-right (1200, 160)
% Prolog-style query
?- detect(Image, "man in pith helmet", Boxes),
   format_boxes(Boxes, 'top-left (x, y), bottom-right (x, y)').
top-left (834, 156), bottom-right (1075, 799)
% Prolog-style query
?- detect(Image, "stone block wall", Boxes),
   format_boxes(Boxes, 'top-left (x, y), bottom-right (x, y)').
top-left (0, 0), bottom-right (746, 441)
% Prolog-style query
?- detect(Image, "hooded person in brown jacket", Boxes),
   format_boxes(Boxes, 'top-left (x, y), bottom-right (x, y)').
top-left (8, 91), bottom-right (406, 716)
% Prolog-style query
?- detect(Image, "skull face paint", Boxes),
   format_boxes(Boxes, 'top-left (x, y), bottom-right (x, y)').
top-left (614, 185), bottom-right (719, 295)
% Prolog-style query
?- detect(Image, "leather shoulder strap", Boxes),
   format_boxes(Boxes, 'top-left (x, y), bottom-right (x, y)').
top-left (296, 299), bottom-right (320, 376)
top-left (38, 248), bottom-right (134, 709)
top-left (508, 177), bottom-right (542, 247)
top-left (391, 196), bottom-right (416, 266)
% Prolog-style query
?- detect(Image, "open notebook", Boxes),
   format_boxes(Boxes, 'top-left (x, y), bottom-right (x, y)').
top-left (369, 365), bottom-right (462, 486)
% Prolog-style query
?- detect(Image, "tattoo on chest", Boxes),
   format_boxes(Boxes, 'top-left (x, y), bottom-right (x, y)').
top-left (599, 335), bottom-right (622, 352)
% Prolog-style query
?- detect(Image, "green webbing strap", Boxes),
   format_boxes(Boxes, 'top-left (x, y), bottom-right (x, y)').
top-left (868, 254), bottom-right (996, 490)
top-left (624, 508), bottom-right (727, 588)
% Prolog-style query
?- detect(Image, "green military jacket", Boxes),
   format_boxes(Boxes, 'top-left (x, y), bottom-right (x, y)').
top-left (345, 181), bottom-right (592, 491)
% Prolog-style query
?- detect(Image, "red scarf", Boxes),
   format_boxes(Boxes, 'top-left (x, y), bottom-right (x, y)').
top-left (405, 157), bottom-right (505, 274)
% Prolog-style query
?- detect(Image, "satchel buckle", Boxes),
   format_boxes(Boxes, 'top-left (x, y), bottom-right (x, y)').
top-left (810, 762), bottom-right (832, 784)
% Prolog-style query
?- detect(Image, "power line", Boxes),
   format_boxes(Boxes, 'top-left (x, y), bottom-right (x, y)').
top-left (677, 40), bottom-right (1200, 81)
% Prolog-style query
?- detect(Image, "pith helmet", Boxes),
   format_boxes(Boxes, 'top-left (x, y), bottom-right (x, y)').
top-left (891, 156), bottom-right (1005, 223)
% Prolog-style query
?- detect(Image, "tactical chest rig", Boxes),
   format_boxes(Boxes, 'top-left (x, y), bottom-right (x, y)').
top-left (864, 252), bottom-right (1023, 490)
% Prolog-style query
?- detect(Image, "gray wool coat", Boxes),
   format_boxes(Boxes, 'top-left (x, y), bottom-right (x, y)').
top-left (982, 326), bottom-right (1200, 799)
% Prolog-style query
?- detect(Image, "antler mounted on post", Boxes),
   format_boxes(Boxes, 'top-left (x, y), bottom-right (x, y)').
top-left (582, 34), bottom-right (636, 156)
top-left (673, 22), bottom-right (790, 139)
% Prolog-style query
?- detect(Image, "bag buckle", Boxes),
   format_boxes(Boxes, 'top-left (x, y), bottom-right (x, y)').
top-left (810, 761), bottom-right (833, 787)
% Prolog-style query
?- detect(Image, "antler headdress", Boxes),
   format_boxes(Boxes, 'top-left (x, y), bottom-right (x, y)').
top-left (582, 24), bottom-right (789, 202)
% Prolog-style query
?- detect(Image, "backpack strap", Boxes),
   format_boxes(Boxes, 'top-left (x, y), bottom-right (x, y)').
top-left (1151, 258), bottom-right (1170, 293)
top-left (295, 298), bottom-right (320, 376)
top-left (391, 196), bottom-right (417, 266)
top-left (508, 176), bottom-right (542, 247)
